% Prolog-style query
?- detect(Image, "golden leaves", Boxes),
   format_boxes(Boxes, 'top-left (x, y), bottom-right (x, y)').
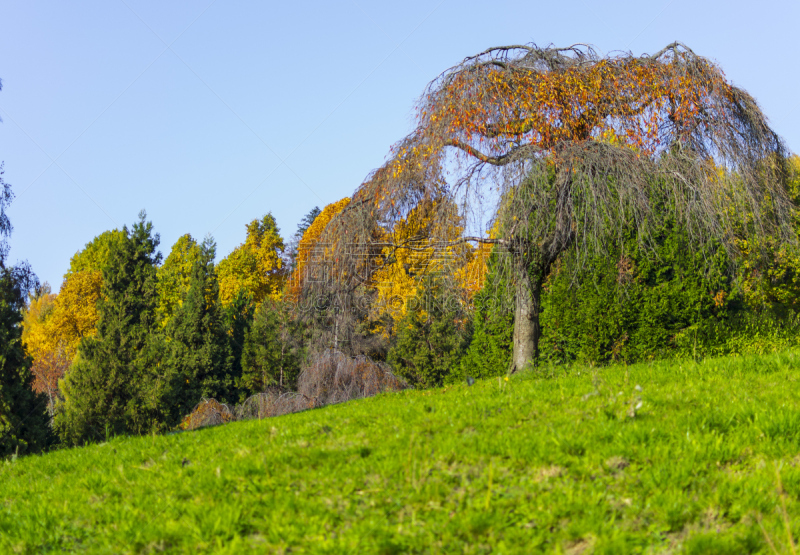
top-left (22, 270), bottom-right (103, 389)
top-left (289, 197), bottom-right (351, 300)
top-left (218, 215), bottom-right (287, 307)
top-left (369, 199), bottom-right (489, 333)
top-left (156, 234), bottom-right (202, 328)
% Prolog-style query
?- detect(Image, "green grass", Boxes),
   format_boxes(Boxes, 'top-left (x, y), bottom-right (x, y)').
top-left (6, 352), bottom-right (800, 553)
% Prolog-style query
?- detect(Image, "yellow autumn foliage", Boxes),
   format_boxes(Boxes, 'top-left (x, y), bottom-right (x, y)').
top-left (156, 234), bottom-right (202, 328)
top-left (22, 271), bottom-right (103, 401)
top-left (369, 199), bottom-right (491, 331)
top-left (21, 291), bottom-right (57, 361)
top-left (49, 270), bottom-right (103, 359)
top-left (24, 271), bottom-right (103, 362)
top-left (217, 214), bottom-right (286, 307)
top-left (370, 201), bottom-right (438, 325)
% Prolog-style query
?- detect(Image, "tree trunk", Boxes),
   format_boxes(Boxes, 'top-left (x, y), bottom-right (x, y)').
top-left (333, 316), bottom-right (338, 351)
top-left (511, 260), bottom-right (542, 373)
top-left (507, 168), bottom-right (574, 373)
top-left (279, 342), bottom-right (285, 388)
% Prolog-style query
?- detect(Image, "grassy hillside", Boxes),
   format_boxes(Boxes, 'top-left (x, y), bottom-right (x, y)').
top-left (5, 352), bottom-right (800, 553)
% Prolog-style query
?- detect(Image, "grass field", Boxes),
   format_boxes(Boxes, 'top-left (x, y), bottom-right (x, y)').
top-left (5, 352), bottom-right (800, 553)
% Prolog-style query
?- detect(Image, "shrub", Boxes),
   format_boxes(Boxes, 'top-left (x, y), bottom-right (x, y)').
top-left (298, 350), bottom-right (407, 406)
top-left (179, 399), bottom-right (234, 431)
top-left (235, 388), bottom-right (312, 420)
top-left (178, 350), bottom-right (407, 428)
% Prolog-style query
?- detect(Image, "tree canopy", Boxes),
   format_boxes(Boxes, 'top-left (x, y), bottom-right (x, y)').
top-left (55, 212), bottom-right (163, 444)
top-left (217, 214), bottom-right (286, 307)
top-left (156, 233), bottom-right (202, 328)
top-left (0, 164), bottom-right (50, 456)
top-left (309, 42), bottom-right (795, 371)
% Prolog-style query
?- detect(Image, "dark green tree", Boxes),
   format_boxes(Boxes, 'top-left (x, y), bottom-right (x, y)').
top-left (0, 265), bottom-right (50, 458)
top-left (297, 207), bottom-right (321, 238)
top-left (164, 237), bottom-right (239, 421)
top-left (540, 221), bottom-right (737, 365)
top-left (0, 164), bottom-right (51, 457)
top-left (240, 298), bottom-right (303, 394)
top-left (55, 211), bottom-right (162, 445)
top-left (223, 288), bottom-right (255, 396)
top-left (388, 274), bottom-right (470, 388)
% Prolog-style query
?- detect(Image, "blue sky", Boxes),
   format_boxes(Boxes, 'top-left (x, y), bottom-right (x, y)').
top-left (1, 0), bottom-right (798, 289)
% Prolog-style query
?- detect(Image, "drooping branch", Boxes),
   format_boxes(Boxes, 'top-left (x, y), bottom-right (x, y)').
top-left (443, 139), bottom-right (517, 166)
top-left (299, 41), bottom-right (796, 362)
top-left (648, 41), bottom-right (696, 60)
top-left (381, 236), bottom-right (506, 253)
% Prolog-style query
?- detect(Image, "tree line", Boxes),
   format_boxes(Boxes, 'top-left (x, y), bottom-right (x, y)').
top-left (2, 42), bottom-right (799, 456)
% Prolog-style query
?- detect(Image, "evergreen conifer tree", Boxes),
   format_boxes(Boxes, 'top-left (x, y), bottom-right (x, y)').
top-left (0, 168), bottom-right (50, 457)
top-left (0, 264), bottom-right (51, 457)
top-left (55, 212), bottom-right (162, 444)
top-left (222, 288), bottom-right (255, 397)
top-left (240, 299), bottom-right (303, 394)
top-left (387, 274), bottom-right (470, 388)
top-left (459, 249), bottom-right (514, 381)
top-left (164, 237), bottom-right (238, 421)
top-left (286, 206), bottom-right (321, 271)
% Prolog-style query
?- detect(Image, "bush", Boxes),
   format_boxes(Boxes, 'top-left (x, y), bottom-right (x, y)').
top-left (178, 350), bottom-right (407, 428)
top-left (299, 350), bottom-right (406, 406)
top-left (235, 388), bottom-right (313, 420)
top-left (179, 399), bottom-right (235, 431)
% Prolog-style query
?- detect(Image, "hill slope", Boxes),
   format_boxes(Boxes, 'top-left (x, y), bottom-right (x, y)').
top-left (4, 352), bottom-right (800, 553)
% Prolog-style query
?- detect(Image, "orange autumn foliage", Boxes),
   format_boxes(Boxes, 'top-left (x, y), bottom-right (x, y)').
top-left (376, 46), bottom-right (740, 189)
top-left (420, 53), bottom-right (730, 158)
top-left (289, 197), bottom-right (351, 299)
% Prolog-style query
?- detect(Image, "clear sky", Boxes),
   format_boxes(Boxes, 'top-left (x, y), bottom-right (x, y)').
top-left (1, 0), bottom-right (798, 289)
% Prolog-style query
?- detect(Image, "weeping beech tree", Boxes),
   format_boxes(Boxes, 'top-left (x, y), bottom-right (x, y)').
top-left (303, 42), bottom-right (795, 371)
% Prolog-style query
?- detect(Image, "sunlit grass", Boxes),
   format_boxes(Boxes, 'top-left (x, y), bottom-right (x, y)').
top-left (5, 351), bottom-right (800, 553)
